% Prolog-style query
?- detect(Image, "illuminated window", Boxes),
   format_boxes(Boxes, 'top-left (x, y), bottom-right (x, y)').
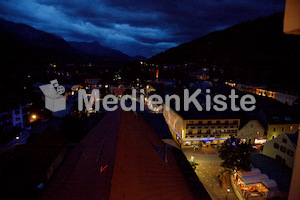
top-left (240, 139), bottom-right (246, 143)
top-left (254, 139), bottom-right (267, 144)
top-left (290, 126), bottom-right (293, 131)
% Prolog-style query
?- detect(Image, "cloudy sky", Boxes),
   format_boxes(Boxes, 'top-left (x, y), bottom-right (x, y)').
top-left (0, 0), bottom-right (285, 57)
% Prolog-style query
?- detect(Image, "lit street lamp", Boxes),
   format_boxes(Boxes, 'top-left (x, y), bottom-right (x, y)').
top-left (30, 114), bottom-right (38, 123)
top-left (226, 188), bottom-right (230, 199)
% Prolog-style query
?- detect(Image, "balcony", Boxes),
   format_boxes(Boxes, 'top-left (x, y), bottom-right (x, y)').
top-left (186, 123), bottom-right (238, 130)
top-left (185, 132), bottom-right (238, 139)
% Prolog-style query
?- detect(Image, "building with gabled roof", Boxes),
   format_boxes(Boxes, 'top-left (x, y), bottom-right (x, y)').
top-left (238, 109), bottom-right (268, 145)
top-left (264, 106), bottom-right (300, 140)
top-left (238, 119), bottom-right (266, 145)
top-left (262, 133), bottom-right (298, 169)
top-left (41, 108), bottom-right (209, 200)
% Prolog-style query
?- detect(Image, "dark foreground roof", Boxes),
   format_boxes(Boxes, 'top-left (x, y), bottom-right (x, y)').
top-left (42, 107), bottom-right (121, 199)
top-left (41, 108), bottom-right (209, 200)
top-left (250, 154), bottom-right (292, 192)
top-left (140, 113), bottom-right (173, 139)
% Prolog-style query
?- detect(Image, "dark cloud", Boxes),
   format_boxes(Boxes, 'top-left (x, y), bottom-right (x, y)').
top-left (0, 0), bottom-right (284, 57)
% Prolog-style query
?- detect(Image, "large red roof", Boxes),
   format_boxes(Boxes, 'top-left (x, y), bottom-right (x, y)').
top-left (41, 108), bottom-right (200, 200)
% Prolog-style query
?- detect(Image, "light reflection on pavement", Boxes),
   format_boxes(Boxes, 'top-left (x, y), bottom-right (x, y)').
top-left (183, 147), bottom-right (238, 200)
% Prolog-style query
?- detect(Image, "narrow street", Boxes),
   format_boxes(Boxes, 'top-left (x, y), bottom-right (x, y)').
top-left (0, 129), bottom-right (30, 154)
top-left (183, 147), bottom-right (238, 200)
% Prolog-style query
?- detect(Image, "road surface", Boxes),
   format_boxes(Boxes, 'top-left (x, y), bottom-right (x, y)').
top-left (183, 147), bottom-right (238, 200)
top-left (0, 129), bottom-right (30, 154)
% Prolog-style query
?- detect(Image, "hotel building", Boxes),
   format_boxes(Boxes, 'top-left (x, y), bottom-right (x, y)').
top-left (163, 105), bottom-right (240, 148)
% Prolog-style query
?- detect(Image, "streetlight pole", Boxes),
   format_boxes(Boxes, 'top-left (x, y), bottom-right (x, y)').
top-left (226, 188), bottom-right (230, 200)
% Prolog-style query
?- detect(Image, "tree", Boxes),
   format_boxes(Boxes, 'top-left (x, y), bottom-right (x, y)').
top-left (218, 136), bottom-right (252, 172)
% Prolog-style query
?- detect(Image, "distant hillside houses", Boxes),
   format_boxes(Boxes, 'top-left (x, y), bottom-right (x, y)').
top-left (256, 88), bottom-right (299, 106)
top-left (226, 82), bottom-right (299, 106)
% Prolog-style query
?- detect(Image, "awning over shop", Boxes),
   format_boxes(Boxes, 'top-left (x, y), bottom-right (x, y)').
top-left (262, 179), bottom-right (278, 189)
top-left (237, 168), bottom-right (261, 177)
top-left (241, 174), bottom-right (269, 185)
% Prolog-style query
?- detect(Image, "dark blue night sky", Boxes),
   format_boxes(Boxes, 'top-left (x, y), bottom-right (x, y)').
top-left (0, 0), bottom-right (285, 57)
